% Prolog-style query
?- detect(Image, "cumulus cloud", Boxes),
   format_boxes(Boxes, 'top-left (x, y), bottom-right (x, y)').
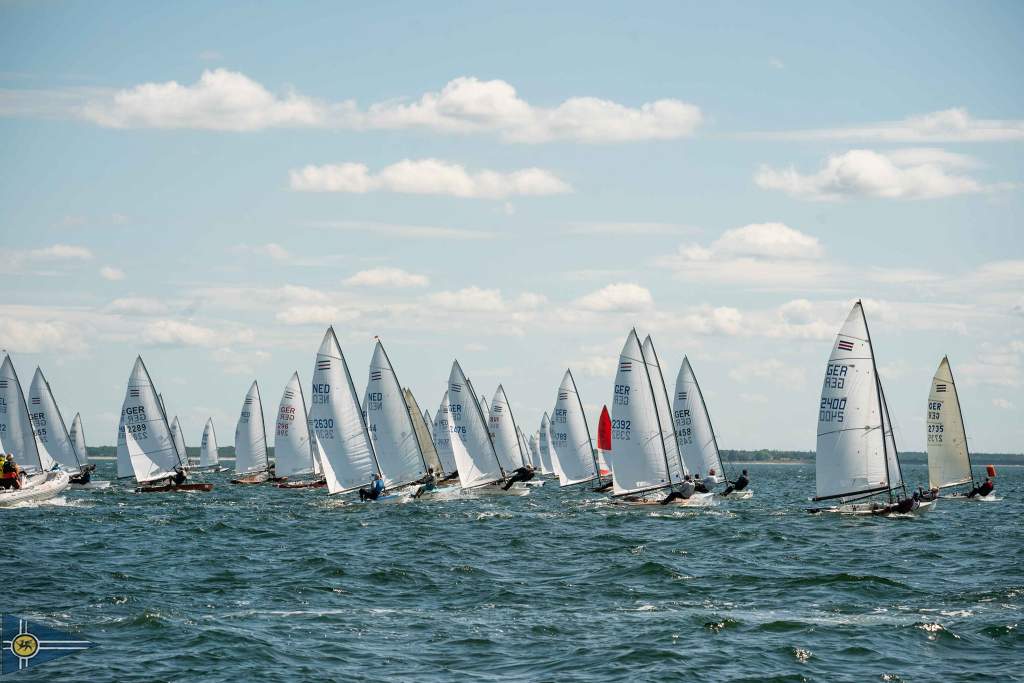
top-left (312, 220), bottom-right (495, 241)
top-left (99, 265), bottom-right (125, 281)
top-left (343, 267), bottom-right (429, 288)
top-left (751, 108), bottom-right (1024, 143)
top-left (107, 297), bottom-right (169, 316)
top-left (755, 148), bottom-right (1006, 201)
top-left (289, 159), bottom-right (571, 199)
top-left (563, 222), bottom-right (696, 236)
top-left (576, 283), bottom-right (654, 312)
top-left (11, 243), bottom-right (94, 266)
top-left (234, 242), bottom-right (292, 261)
top-left (141, 320), bottom-right (236, 347)
top-left (276, 306), bottom-right (359, 326)
top-left (428, 286), bottom-right (505, 312)
top-left (0, 318), bottom-right (88, 354)
top-left (992, 398), bottom-right (1015, 410)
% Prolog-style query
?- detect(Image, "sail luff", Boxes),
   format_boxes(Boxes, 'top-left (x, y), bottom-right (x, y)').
top-left (366, 341), bottom-right (427, 487)
top-left (859, 302), bottom-right (898, 502)
top-left (70, 413), bottom-right (88, 465)
top-left (0, 355), bottom-right (45, 472)
top-left (29, 369), bottom-right (81, 472)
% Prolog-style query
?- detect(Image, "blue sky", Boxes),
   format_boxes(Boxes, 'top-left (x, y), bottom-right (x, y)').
top-left (2, 1), bottom-right (1022, 452)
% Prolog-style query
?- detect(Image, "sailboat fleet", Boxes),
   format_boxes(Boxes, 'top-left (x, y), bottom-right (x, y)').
top-left (0, 303), bottom-right (1004, 514)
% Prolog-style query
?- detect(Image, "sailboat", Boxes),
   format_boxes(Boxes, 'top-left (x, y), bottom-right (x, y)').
top-left (528, 432), bottom-right (542, 471)
top-left (926, 357), bottom-right (996, 501)
top-left (809, 301), bottom-right (929, 515)
top-left (120, 356), bottom-right (211, 493)
top-left (196, 418), bottom-right (226, 472)
top-left (0, 354), bottom-right (70, 505)
top-left (447, 361), bottom-right (525, 495)
top-left (539, 413), bottom-right (561, 479)
top-left (68, 412), bottom-right (109, 488)
top-left (169, 416), bottom-right (188, 470)
top-left (403, 388), bottom-right (449, 480)
top-left (488, 385), bottom-right (529, 472)
top-left (273, 372), bottom-right (326, 489)
top-left (592, 405), bottom-right (614, 492)
top-left (549, 369), bottom-right (601, 487)
top-left (641, 336), bottom-right (689, 487)
top-left (673, 357), bottom-right (749, 498)
top-left (432, 392), bottom-right (459, 479)
top-left (231, 380), bottom-right (274, 484)
top-left (28, 367), bottom-right (100, 487)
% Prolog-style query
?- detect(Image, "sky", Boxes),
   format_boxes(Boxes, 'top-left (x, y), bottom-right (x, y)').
top-left (1, 1), bottom-right (1022, 453)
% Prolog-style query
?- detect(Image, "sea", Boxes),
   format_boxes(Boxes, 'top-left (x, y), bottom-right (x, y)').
top-left (3, 462), bottom-right (1022, 682)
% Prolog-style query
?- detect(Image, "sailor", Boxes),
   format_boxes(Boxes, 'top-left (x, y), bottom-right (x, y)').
top-left (660, 474), bottom-right (696, 504)
top-left (722, 469), bottom-right (750, 497)
top-left (413, 467), bottom-right (437, 499)
top-left (967, 477), bottom-right (995, 498)
top-left (171, 467), bottom-right (187, 486)
top-left (359, 472), bottom-right (385, 501)
top-left (501, 464), bottom-right (535, 491)
top-left (693, 472), bottom-right (710, 494)
top-left (1, 454), bottom-right (20, 490)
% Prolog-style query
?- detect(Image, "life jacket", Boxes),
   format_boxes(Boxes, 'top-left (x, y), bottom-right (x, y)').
top-left (1, 461), bottom-right (17, 478)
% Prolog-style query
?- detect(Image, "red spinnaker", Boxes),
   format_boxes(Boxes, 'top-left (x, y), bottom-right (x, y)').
top-left (597, 405), bottom-right (611, 451)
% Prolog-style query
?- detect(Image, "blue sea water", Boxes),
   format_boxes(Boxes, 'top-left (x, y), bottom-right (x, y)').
top-left (2, 463), bottom-right (1022, 682)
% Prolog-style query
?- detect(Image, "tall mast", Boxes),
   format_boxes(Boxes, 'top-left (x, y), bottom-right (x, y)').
top-left (378, 340), bottom-right (429, 473)
top-left (644, 336), bottom-right (686, 483)
top-left (689, 358), bottom-right (726, 481)
top-left (567, 369), bottom-right (600, 484)
top-left (44, 371), bottom-right (83, 472)
top-left (141, 358), bottom-right (185, 471)
top-left (330, 327), bottom-right (383, 478)
top-left (859, 302), bottom-right (895, 503)
top-left (465, 374), bottom-right (505, 479)
top-left (635, 330), bottom-right (675, 492)
top-left (497, 385), bottom-right (528, 470)
top-left (946, 356), bottom-right (977, 489)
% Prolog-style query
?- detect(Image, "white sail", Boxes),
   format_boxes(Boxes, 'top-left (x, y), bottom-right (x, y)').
top-left (309, 327), bottom-right (379, 494)
top-left (234, 380), bottom-right (269, 475)
top-left (448, 361), bottom-right (504, 488)
top-left (120, 356), bottom-right (183, 483)
top-left (70, 413), bottom-right (88, 465)
top-left (550, 370), bottom-right (598, 486)
top-left (274, 372), bottom-right (317, 478)
top-left (423, 409), bottom-right (432, 428)
top-left (404, 388), bottom-right (443, 476)
top-left (432, 392), bottom-right (458, 475)
top-left (539, 413), bottom-right (561, 478)
top-left (199, 418), bottom-right (220, 467)
top-left (926, 357), bottom-right (973, 490)
top-left (0, 355), bottom-right (49, 472)
top-left (815, 302), bottom-right (895, 501)
top-left (673, 357), bottom-right (725, 483)
top-left (170, 416), bottom-right (188, 470)
top-left (879, 384), bottom-right (903, 491)
top-left (489, 385), bottom-right (526, 471)
top-left (115, 413), bottom-right (132, 478)
top-left (28, 368), bottom-right (81, 472)
top-left (610, 330), bottom-right (674, 496)
top-left (641, 335), bottom-right (686, 483)
top-left (528, 432), bottom-right (541, 470)
top-left (516, 426), bottom-right (532, 469)
top-left (365, 341), bottom-right (426, 487)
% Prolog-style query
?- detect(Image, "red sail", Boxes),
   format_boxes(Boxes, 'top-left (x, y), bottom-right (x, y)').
top-left (597, 405), bottom-right (612, 451)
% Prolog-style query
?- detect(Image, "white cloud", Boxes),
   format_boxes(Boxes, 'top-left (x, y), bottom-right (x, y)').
top-left (755, 148), bottom-right (1006, 201)
top-left (106, 297), bottom-right (169, 316)
top-left (576, 283), bottom-right (654, 312)
top-left (343, 267), bottom-right (429, 288)
top-left (311, 220), bottom-right (495, 241)
top-left (13, 243), bottom-right (94, 263)
top-left (0, 318), bottom-right (88, 354)
top-left (235, 242), bottom-right (292, 261)
top-left (769, 57), bottom-right (785, 70)
top-left (958, 342), bottom-right (1021, 388)
top-left (99, 265), bottom-right (125, 281)
top-left (142, 320), bottom-right (221, 347)
top-left (712, 222), bottom-right (823, 259)
top-left (289, 159), bottom-right (571, 199)
top-left (679, 305), bottom-right (745, 336)
top-left (276, 306), bottom-right (359, 326)
top-left (428, 286), bottom-right (505, 312)
top-left (212, 347), bottom-right (271, 376)
top-left (513, 292), bottom-right (548, 309)
top-left (751, 108), bottom-right (1024, 143)
top-left (992, 398), bottom-right (1015, 410)
top-left (563, 221), bottom-right (696, 236)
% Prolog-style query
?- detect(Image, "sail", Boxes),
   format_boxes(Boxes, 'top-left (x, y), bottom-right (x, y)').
top-left (120, 356), bottom-right (183, 483)
top-left (550, 370), bottom-right (598, 486)
top-left (274, 372), bottom-right (317, 478)
top-left (432, 392), bottom-right (458, 475)
top-left (610, 330), bottom-right (674, 496)
top-left (309, 327), bottom-right (378, 494)
top-left (489, 385), bottom-right (526, 471)
top-left (0, 355), bottom-right (47, 472)
top-left (365, 341), bottom-right (426, 487)
top-left (28, 368), bottom-right (81, 472)
top-left (879, 384), bottom-right (903, 492)
top-left (199, 418), bottom-right (220, 467)
top-left (539, 413), bottom-right (561, 478)
top-left (814, 302), bottom-right (892, 501)
top-left (516, 426), bottom-right (532, 469)
top-left (70, 413), bottom-right (88, 465)
top-left (403, 388), bottom-right (443, 476)
top-left (448, 361), bottom-right (504, 488)
top-left (641, 336), bottom-right (686, 483)
top-left (673, 357), bottom-right (725, 483)
top-left (926, 357), bottom-right (973, 489)
top-left (115, 413), bottom-right (132, 478)
top-left (234, 380), bottom-right (269, 475)
top-left (596, 405), bottom-right (612, 476)
top-left (170, 417), bottom-right (188, 470)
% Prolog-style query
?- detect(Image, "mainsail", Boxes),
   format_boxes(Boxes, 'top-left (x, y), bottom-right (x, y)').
top-left (528, 433), bottom-right (541, 471)
top-left (309, 327), bottom-right (379, 494)
top-left (170, 416), bottom-right (188, 469)
top-left (199, 418), bottom-right (220, 468)
top-left (550, 369), bottom-right (599, 486)
top-left (815, 302), bottom-right (902, 501)
top-left (28, 368), bottom-right (82, 473)
top-left (448, 361), bottom-right (504, 488)
top-left (120, 356), bottom-right (183, 483)
top-left (610, 330), bottom-right (675, 496)
top-left (274, 372), bottom-right (317, 479)
top-left (673, 357), bottom-right (725, 483)
top-left (489, 385), bottom-right (527, 471)
top-left (641, 336), bottom-right (686, 483)
top-left (234, 380), bottom-right (269, 475)
top-left (403, 388), bottom-right (444, 476)
top-left (70, 413), bottom-right (89, 465)
top-left (516, 426), bottom-right (532, 469)
top-left (432, 391), bottom-right (458, 475)
top-left (365, 341), bottom-right (427, 487)
top-left (539, 413), bottom-right (562, 479)
top-left (0, 354), bottom-right (48, 472)
top-left (927, 356), bottom-right (974, 490)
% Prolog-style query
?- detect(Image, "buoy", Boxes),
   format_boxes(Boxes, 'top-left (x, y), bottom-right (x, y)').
top-left (986, 464), bottom-right (997, 478)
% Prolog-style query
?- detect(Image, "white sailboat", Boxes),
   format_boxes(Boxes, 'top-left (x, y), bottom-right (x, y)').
top-left (273, 372), bottom-right (325, 488)
top-left (810, 301), bottom-right (925, 515)
top-left (170, 416), bottom-right (188, 469)
top-left (550, 369), bottom-right (601, 487)
top-left (403, 388), bottom-right (447, 479)
top-left (197, 418), bottom-right (226, 471)
top-left (488, 385), bottom-right (528, 471)
top-left (641, 335), bottom-right (687, 486)
top-left (28, 367), bottom-right (91, 485)
top-left (365, 341), bottom-right (429, 489)
top-left (0, 354), bottom-right (69, 505)
top-left (66, 412), bottom-right (106, 487)
top-left (309, 327), bottom-right (381, 495)
top-left (528, 432), bottom-right (542, 471)
top-left (927, 357), bottom-right (994, 501)
top-left (539, 413), bottom-right (561, 479)
top-left (232, 380), bottom-right (272, 484)
top-left (432, 392), bottom-right (459, 478)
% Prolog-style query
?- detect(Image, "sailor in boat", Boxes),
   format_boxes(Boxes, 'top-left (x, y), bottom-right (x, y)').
top-left (693, 472), bottom-right (712, 494)
top-left (413, 467), bottom-right (437, 499)
top-left (660, 474), bottom-right (696, 505)
top-left (358, 472), bottom-right (385, 501)
top-left (721, 469), bottom-right (750, 497)
top-left (966, 477), bottom-right (995, 499)
top-left (1, 454), bottom-right (22, 490)
top-left (171, 467), bottom-right (187, 486)
top-left (501, 464), bottom-right (535, 491)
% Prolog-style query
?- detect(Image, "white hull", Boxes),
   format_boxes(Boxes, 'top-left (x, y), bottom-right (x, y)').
top-left (73, 479), bottom-right (112, 489)
top-left (0, 471), bottom-right (71, 506)
top-left (466, 482), bottom-right (530, 497)
top-left (821, 499), bottom-right (936, 516)
top-left (941, 492), bottom-right (1001, 502)
top-left (523, 479), bottom-right (545, 487)
top-left (613, 491), bottom-right (716, 507)
top-left (720, 489), bottom-right (753, 500)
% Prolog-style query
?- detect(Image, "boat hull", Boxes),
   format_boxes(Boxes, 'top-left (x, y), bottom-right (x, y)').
top-left (231, 471), bottom-right (274, 485)
top-left (465, 482), bottom-right (530, 496)
top-left (136, 482), bottom-right (214, 493)
top-left (612, 491), bottom-right (716, 507)
top-left (720, 489), bottom-right (753, 500)
top-left (275, 479), bottom-right (327, 489)
top-left (941, 492), bottom-right (1001, 502)
top-left (73, 480), bottom-right (112, 489)
top-left (0, 471), bottom-right (70, 506)
top-left (811, 499), bottom-right (935, 516)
